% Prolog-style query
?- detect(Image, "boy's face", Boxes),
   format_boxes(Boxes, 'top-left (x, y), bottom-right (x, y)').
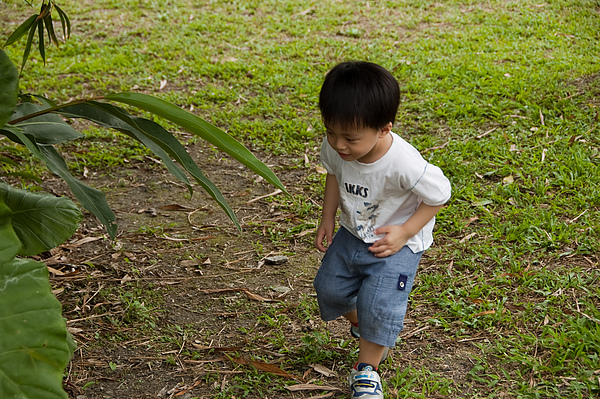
top-left (326, 123), bottom-right (392, 163)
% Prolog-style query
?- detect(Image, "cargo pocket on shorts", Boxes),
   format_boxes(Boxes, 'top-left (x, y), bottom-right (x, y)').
top-left (368, 275), bottom-right (410, 330)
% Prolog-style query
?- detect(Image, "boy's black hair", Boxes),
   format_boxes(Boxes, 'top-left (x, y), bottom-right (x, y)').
top-left (319, 61), bottom-right (400, 131)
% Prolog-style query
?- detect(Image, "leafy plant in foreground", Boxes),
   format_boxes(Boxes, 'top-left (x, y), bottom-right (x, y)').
top-left (0, 182), bottom-right (80, 399)
top-left (0, 2), bottom-right (286, 398)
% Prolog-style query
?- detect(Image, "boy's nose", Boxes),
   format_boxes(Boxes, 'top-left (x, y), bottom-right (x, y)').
top-left (335, 138), bottom-right (347, 150)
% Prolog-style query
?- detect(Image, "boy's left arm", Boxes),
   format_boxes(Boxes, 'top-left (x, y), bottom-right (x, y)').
top-left (368, 203), bottom-right (444, 258)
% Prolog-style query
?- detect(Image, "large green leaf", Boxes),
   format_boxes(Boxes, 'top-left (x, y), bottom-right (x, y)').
top-left (56, 102), bottom-right (192, 192)
top-left (0, 196), bottom-right (21, 262)
top-left (10, 102), bottom-right (83, 144)
top-left (0, 258), bottom-right (74, 399)
top-left (0, 183), bottom-right (82, 257)
top-left (3, 14), bottom-right (37, 47)
top-left (0, 49), bottom-right (19, 127)
top-left (105, 93), bottom-right (287, 193)
top-left (57, 101), bottom-right (241, 229)
top-left (2, 126), bottom-right (116, 239)
top-left (39, 144), bottom-right (117, 239)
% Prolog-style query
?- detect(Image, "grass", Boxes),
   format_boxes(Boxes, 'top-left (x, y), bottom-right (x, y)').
top-left (2, 0), bottom-right (600, 397)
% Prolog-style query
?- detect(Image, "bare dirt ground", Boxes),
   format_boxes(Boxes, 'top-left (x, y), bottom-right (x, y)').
top-left (44, 142), bottom-right (485, 399)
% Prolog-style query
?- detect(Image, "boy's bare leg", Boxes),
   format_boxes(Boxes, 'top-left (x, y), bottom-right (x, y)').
top-left (343, 310), bottom-right (358, 324)
top-left (344, 310), bottom-right (387, 366)
top-left (358, 338), bottom-right (386, 367)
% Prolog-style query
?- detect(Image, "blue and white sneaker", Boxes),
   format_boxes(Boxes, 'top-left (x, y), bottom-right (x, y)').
top-left (350, 325), bottom-right (389, 364)
top-left (349, 364), bottom-right (384, 398)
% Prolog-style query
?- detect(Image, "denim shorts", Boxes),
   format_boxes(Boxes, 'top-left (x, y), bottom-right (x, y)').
top-left (313, 227), bottom-right (423, 348)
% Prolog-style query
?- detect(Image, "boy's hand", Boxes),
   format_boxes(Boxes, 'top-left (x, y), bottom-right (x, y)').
top-left (315, 220), bottom-right (335, 252)
top-left (368, 225), bottom-right (411, 257)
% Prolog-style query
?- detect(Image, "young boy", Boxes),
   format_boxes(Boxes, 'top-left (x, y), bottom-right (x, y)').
top-left (313, 61), bottom-right (451, 398)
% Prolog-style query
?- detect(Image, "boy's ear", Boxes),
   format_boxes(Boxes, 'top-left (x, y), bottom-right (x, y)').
top-left (379, 122), bottom-right (393, 136)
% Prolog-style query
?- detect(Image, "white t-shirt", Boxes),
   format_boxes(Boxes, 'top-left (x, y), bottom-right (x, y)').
top-left (321, 132), bottom-right (451, 253)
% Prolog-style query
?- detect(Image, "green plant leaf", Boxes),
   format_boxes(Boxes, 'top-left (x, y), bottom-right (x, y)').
top-left (40, 144), bottom-right (117, 239)
top-left (0, 50), bottom-right (19, 127)
top-left (105, 93), bottom-right (288, 194)
top-left (54, 5), bottom-right (70, 40)
top-left (37, 19), bottom-right (46, 64)
top-left (0, 183), bottom-right (82, 257)
top-left (43, 14), bottom-right (59, 47)
top-left (57, 101), bottom-right (241, 230)
top-left (0, 196), bottom-right (21, 263)
top-left (56, 101), bottom-right (192, 192)
top-left (21, 16), bottom-right (38, 73)
top-left (3, 126), bottom-right (116, 239)
top-left (30, 94), bottom-right (58, 108)
top-left (3, 14), bottom-right (38, 47)
top-left (10, 102), bottom-right (83, 144)
top-left (0, 257), bottom-right (74, 399)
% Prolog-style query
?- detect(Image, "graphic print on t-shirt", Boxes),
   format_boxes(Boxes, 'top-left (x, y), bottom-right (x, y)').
top-left (344, 182), bottom-right (369, 198)
top-left (356, 201), bottom-right (381, 242)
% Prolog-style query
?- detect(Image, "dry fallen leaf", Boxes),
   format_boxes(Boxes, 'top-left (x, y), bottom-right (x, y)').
top-left (503, 175), bottom-right (514, 184)
top-left (296, 6), bottom-right (315, 16)
top-left (505, 303), bottom-right (527, 312)
top-left (63, 236), bottom-right (103, 248)
top-left (315, 165), bottom-right (327, 174)
top-left (158, 204), bottom-right (194, 211)
top-left (180, 259), bottom-right (202, 267)
top-left (47, 266), bottom-right (65, 276)
top-left (230, 357), bottom-right (301, 380)
top-left (459, 232), bottom-right (477, 243)
top-left (472, 310), bottom-right (496, 317)
top-left (310, 363), bottom-right (338, 377)
top-left (463, 216), bottom-right (479, 227)
top-left (296, 228), bottom-right (315, 237)
top-left (242, 289), bottom-right (280, 302)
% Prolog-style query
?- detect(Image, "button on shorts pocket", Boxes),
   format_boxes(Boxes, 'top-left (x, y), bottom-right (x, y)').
top-left (398, 274), bottom-right (408, 291)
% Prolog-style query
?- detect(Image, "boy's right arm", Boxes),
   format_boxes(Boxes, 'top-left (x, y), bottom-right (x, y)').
top-left (315, 173), bottom-right (340, 252)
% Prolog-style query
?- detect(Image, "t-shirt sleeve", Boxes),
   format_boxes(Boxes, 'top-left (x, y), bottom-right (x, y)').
top-left (320, 138), bottom-right (336, 175)
top-left (399, 147), bottom-right (451, 206)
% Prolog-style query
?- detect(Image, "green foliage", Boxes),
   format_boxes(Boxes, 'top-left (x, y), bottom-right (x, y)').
top-left (0, 197), bottom-right (21, 262)
top-left (3, 121), bottom-right (119, 237)
top-left (0, 50), bottom-right (18, 126)
top-left (0, 1), bottom-right (287, 398)
top-left (11, 102), bottom-right (83, 144)
top-left (0, 258), bottom-right (76, 399)
top-left (0, 186), bottom-right (81, 399)
top-left (0, 71), bottom-right (286, 235)
top-left (0, 184), bottom-right (82, 256)
top-left (4, 1), bottom-right (70, 72)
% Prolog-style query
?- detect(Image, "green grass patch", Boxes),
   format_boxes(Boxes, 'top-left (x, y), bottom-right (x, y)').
top-left (2, 0), bottom-right (600, 397)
